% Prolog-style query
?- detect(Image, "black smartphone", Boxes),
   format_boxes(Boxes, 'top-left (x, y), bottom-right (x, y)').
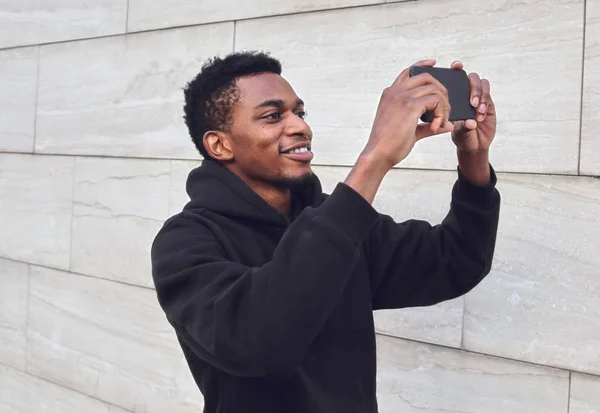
top-left (408, 65), bottom-right (476, 123)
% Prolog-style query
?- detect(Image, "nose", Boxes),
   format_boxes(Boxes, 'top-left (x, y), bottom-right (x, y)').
top-left (285, 113), bottom-right (312, 140)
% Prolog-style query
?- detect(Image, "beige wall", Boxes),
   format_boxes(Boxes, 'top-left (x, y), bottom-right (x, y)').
top-left (1, 0), bottom-right (599, 412)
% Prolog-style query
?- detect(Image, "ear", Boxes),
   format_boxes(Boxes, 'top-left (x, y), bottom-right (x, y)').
top-left (203, 130), bottom-right (234, 161)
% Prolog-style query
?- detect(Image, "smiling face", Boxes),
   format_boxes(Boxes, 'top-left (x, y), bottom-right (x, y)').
top-left (211, 72), bottom-right (314, 190)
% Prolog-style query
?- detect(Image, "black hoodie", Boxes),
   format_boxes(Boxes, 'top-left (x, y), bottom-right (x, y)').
top-left (151, 159), bottom-right (500, 413)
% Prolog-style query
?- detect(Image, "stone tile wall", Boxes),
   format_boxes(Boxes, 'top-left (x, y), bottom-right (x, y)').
top-left (1, 1), bottom-right (598, 412)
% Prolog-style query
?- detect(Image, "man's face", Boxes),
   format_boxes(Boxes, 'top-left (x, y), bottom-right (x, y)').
top-left (226, 73), bottom-right (314, 188)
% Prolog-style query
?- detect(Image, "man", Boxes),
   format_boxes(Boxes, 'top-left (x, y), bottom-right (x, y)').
top-left (151, 51), bottom-right (500, 413)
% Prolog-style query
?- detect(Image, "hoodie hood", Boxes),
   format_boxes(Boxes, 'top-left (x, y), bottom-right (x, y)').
top-left (184, 159), bottom-right (324, 227)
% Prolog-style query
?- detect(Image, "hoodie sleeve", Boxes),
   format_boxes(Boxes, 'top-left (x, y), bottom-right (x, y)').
top-left (368, 165), bottom-right (501, 310)
top-left (151, 183), bottom-right (379, 379)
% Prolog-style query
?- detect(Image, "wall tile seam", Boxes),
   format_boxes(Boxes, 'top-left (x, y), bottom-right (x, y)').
top-left (0, 254), bottom-right (155, 292)
top-left (232, 20), bottom-right (237, 52)
top-left (167, 159), bottom-right (175, 221)
top-left (0, 151), bottom-right (201, 164)
top-left (30, 46), bottom-right (41, 154)
top-left (0, 361), bottom-right (135, 413)
top-left (577, 0), bottom-right (588, 176)
top-left (1, 0), bottom-right (411, 51)
top-left (460, 296), bottom-right (466, 349)
top-left (567, 371), bottom-right (572, 413)
top-left (67, 157), bottom-right (77, 273)
top-left (122, 0), bottom-right (404, 35)
top-left (25, 263), bottom-right (31, 373)
top-left (1, 151), bottom-right (599, 179)
top-left (376, 332), bottom-right (600, 378)
top-left (125, 0), bottom-right (130, 33)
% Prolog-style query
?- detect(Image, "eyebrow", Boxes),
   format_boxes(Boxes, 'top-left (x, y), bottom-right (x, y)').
top-left (254, 98), bottom-right (304, 110)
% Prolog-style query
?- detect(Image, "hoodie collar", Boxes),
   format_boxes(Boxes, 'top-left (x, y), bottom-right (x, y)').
top-left (185, 159), bottom-right (323, 227)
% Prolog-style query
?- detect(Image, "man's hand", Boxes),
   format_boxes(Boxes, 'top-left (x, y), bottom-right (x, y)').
top-left (362, 59), bottom-right (456, 169)
top-left (449, 61), bottom-right (496, 185)
top-left (449, 61), bottom-right (497, 152)
top-left (345, 59), bottom-right (454, 204)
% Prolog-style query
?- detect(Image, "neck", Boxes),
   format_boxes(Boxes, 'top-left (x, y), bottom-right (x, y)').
top-left (252, 183), bottom-right (292, 216)
top-left (224, 164), bottom-right (292, 216)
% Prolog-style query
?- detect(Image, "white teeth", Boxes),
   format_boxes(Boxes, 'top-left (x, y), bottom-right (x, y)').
top-left (290, 147), bottom-right (309, 154)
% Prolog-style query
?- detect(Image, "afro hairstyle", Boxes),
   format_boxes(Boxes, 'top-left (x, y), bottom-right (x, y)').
top-left (183, 50), bottom-right (283, 159)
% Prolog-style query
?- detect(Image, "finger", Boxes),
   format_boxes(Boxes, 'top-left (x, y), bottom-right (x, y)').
top-left (451, 120), bottom-right (477, 139)
top-left (416, 122), bottom-right (454, 140)
top-left (476, 79), bottom-right (491, 122)
top-left (391, 59), bottom-right (436, 87)
top-left (454, 120), bottom-right (477, 129)
top-left (468, 72), bottom-right (482, 109)
top-left (485, 93), bottom-right (496, 117)
top-left (409, 83), bottom-right (452, 132)
top-left (392, 68), bottom-right (411, 87)
top-left (463, 119), bottom-right (478, 130)
top-left (407, 84), bottom-right (448, 99)
top-left (451, 61), bottom-right (463, 70)
top-left (414, 94), bottom-right (451, 134)
top-left (400, 72), bottom-right (448, 94)
top-left (412, 59), bottom-right (436, 67)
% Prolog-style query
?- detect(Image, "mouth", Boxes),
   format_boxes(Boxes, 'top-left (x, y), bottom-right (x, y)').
top-left (280, 143), bottom-right (314, 162)
top-left (285, 146), bottom-right (311, 154)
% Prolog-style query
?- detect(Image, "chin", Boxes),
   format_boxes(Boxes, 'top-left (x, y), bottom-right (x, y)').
top-left (274, 169), bottom-right (314, 189)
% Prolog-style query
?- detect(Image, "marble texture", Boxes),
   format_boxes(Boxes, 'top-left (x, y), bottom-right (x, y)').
top-left (70, 157), bottom-right (170, 287)
top-left (373, 299), bottom-right (463, 348)
top-left (35, 23), bottom-right (233, 160)
top-left (580, 0), bottom-right (600, 176)
top-left (0, 259), bottom-right (28, 370)
top-left (376, 335), bottom-right (570, 413)
top-left (0, 0), bottom-right (127, 49)
top-left (0, 365), bottom-right (130, 413)
top-left (169, 160), bottom-right (199, 216)
top-left (0, 154), bottom-right (74, 269)
top-left (0, 47), bottom-right (38, 153)
top-left (315, 166), bottom-right (464, 347)
top-left (236, 0), bottom-right (583, 174)
top-left (570, 373), bottom-right (600, 413)
top-left (26, 266), bottom-right (203, 413)
top-left (127, 0), bottom-right (387, 32)
top-left (463, 174), bottom-right (600, 375)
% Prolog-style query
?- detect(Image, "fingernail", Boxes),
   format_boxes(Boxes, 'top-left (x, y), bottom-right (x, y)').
top-left (472, 96), bottom-right (479, 107)
top-left (478, 104), bottom-right (486, 114)
top-left (477, 114), bottom-right (485, 121)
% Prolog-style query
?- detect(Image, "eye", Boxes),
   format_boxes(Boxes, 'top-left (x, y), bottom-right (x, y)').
top-left (295, 111), bottom-right (307, 120)
top-left (264, 112), bottom-right (281, 121)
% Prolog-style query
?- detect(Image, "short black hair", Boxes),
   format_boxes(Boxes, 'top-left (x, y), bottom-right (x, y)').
top-left (183, 51), bottom-right (283, 159)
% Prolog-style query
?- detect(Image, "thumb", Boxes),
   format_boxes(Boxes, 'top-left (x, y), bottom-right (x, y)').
top-left (416, 123), bottom-right (454, 140)
top-left (452, 120), bottom-right (477, 138)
